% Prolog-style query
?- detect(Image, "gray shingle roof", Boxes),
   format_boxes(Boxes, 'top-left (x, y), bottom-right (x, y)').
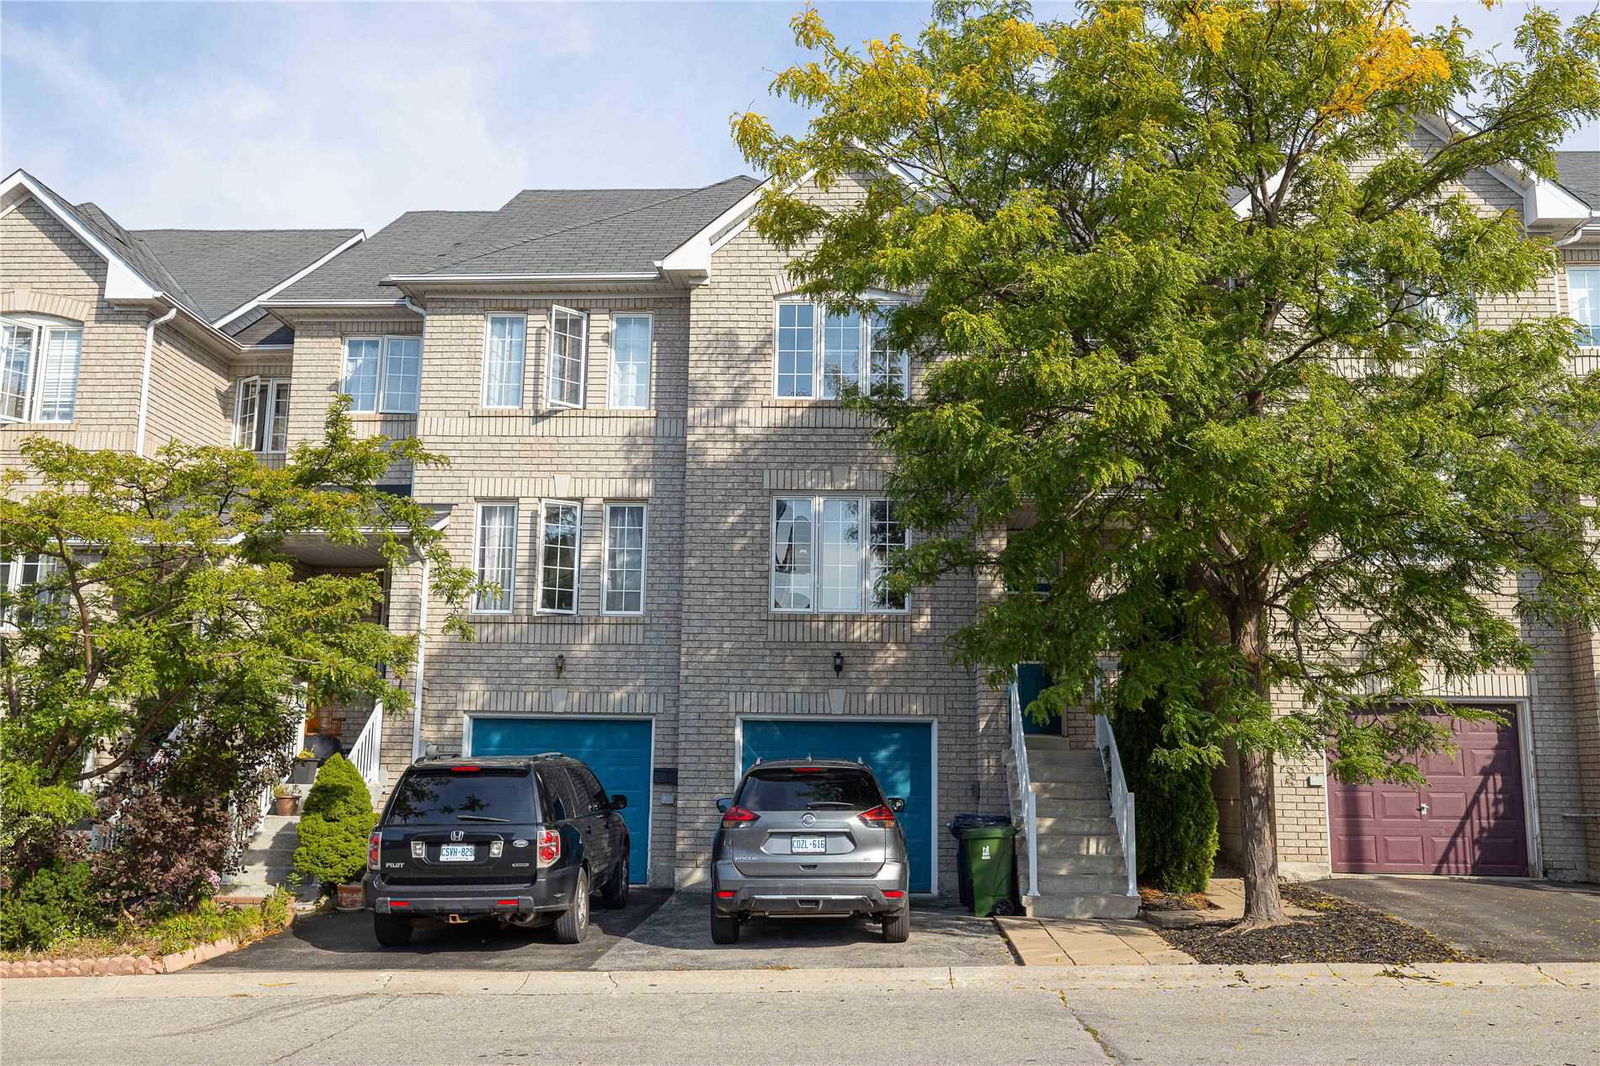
top-left (1554, 151), bottom-right (1600, 210)
top-left (129, 227), bottom-right (360, 322)
top-left (275, 176), bottom-right (760, 302)
top-left (73, 202), bottom-right (205, 316)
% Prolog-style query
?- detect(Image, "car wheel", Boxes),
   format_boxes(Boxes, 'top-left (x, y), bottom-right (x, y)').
top-left (553, 869), bottom-right (591, 944)
top-left (710, 906), bottom-right (740, 945)
top-left (599, 854), bottom-right (630, 909)
top-left (373, 914), bottom-right (413, 947)
top-left (881, 909), bottom-right (911, 944)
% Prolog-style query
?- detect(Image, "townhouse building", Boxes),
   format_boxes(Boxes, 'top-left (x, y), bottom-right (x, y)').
top-left (3, 147), bottom-right (1598, 911)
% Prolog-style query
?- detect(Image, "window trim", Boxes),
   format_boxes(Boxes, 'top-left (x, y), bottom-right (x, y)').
top-left (233, 376), bottom-right (291, 454)
top-left (1, 314), bottom-right (84, 424)
top-left (601, 501), bottom-right (648, 616)
top-left (481, 313), bottom-right (528, 409)
top-left (536, 498), bottom-right (582, 615)
top-left (471, 501), bottom-right (518, 616)
top-left (772, 298), bottom-right (908, 401)
top-left (342, 334), bottom-right (422, 415)
top-left (769, 495), bottom-right (910, 616)
top-left (608, 312), bottom-right (653, 410)
top-left (547, 306), bottom-right (589, 410)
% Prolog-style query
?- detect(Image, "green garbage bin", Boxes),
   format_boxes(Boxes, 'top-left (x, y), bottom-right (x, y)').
top-left (958, 825), bottom-right (1019, 917)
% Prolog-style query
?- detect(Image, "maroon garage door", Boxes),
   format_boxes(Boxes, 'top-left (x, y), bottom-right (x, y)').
top-left (1328, 708), bottom-right (1528, 876)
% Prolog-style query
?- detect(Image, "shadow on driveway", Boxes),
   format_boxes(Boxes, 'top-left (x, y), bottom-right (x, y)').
top-left (1308, 877), bottom-right (1600, 963)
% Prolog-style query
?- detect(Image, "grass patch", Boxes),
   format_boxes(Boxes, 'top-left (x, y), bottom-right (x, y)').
top-left (1, 891), bottom-right (292, 961)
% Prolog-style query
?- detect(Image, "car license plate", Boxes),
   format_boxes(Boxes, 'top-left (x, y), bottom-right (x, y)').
top-left (439, 844), bottom-right (475, 862)
top-left (791, 835), bottom-right (827, 854)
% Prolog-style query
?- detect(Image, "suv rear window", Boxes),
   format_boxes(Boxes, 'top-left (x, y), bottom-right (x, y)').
top-left (385, 768), bottom-right (535, 825)
top-left (737, 767), bottom-right (882, 811)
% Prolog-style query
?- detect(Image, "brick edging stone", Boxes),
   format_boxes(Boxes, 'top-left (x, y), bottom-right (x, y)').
top-left (0, 911), bottom-right (293, 978)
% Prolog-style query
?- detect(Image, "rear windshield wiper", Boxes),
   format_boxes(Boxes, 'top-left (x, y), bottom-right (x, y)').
top-left (805, 801), bottom-right (856, 809)
top-left (453, 814), bottom-right (511, 822)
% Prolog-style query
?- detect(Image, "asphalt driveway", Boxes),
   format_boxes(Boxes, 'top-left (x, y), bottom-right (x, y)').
top-left (1308, 876), bottom-right (1600, 962)
top-left (198, 890), bottom-right (1016, 972)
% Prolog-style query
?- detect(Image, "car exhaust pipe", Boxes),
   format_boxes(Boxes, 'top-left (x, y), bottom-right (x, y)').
top-left (447, 913), bottom-right (468, 924)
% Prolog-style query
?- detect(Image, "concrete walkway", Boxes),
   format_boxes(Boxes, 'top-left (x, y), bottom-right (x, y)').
top-left (997, 916), bottom-right (1195, 965)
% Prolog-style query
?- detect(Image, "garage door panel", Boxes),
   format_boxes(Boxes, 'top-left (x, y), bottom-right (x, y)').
top-left (470, 717), bottom-right (653, 884)
top-left (1329, 707), bottom-right (1526, 877)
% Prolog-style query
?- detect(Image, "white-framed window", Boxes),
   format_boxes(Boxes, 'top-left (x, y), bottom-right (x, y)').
top-left (1570, 268), bottom-right (1600, 347)
top-left (1, 315), bottom-right (83, 423)
top-left (472, 502), bottom-right (518, 614)
top-left (234, 377), bottom-right (290, 454)
top-left (537, 500), bottom-right (581, 613)
top-left (770, 496), bottom-right (909, 614)
top-left (773, 299), bottom-right (908, 400)
top-left (602, 503), bottom-right (647, 614)
top-left (0, 553), bottom-right (57, 629)
top-left (547, 307), bottom-right (588, 409)
top-left (342, 336), bottom-right (421, 414)
top-left (609, 313), bottom-right (652, 409)
top-left (482, 315), bottom-right (527, 408)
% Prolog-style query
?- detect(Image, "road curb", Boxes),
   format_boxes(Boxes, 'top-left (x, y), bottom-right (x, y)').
top-left (2, 960), bottom-right (1594, 1000)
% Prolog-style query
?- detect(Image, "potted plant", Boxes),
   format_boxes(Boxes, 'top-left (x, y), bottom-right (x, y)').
top-left (271, 784), bottom-right (298, 816)
top-left (289, 749), bottom-right (319, 784)
top-left (291, 754), bottom-right (376, 910)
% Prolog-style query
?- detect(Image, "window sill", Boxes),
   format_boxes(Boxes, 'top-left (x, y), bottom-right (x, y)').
top-left (764, 398), bottom-right (844, 408)
top-left (1, 421), bottom-right (76, 429)
top-left (475, 407), bottom-right (658, 418)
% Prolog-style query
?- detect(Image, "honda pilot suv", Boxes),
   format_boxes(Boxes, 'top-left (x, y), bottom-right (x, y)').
top-left (365, 755), bottom-right (630, 947)
top-left (710, 760), bottom-right (910, 944)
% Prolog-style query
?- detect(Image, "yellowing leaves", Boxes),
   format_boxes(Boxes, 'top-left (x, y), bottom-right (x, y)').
top-left (1180, 2), bottom-right (1247, 54)
top-left (1324, 23), bottom-right (1452, 116)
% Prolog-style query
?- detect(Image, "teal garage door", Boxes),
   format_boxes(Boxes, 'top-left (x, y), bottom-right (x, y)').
top-left (470, 717), bottom-right (652, 884)
top-left (740, 719), bottom-right (935, 892)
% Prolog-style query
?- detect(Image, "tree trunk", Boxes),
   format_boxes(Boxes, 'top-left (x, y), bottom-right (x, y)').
top-left (1225, 745), bottom-right (1289, 932)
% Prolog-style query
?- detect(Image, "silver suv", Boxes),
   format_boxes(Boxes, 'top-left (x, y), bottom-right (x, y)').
top-left (710, 760), bottom-right (910, 944)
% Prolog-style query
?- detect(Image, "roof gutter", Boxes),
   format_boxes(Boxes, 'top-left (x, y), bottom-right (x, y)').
top-left (135, 303), bottom-right (180, 457)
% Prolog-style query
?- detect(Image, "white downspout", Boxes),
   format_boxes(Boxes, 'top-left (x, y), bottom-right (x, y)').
top-left (135, 304), bottom-right (179, 457)
top-left (411, 554), bottom-right (430, 761)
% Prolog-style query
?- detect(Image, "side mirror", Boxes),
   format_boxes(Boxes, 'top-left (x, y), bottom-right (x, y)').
top-left (716, 796), bottom-right (734, 813)
top-left (888, 797), bottom-right (906, 813)
top-left (609, 794), bottom-right (628, 812)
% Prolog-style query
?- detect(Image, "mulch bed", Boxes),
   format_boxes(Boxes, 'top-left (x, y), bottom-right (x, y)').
top-left (1155, 883), bottom-right (1475, 965)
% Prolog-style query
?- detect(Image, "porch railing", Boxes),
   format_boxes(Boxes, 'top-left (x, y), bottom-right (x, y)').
top-left (1094, 713), bottom-right (1138, 899)
top-left (1008, 681), bottom-right (1040, 901)
top-left (348, 700), bottom-right (384, 795)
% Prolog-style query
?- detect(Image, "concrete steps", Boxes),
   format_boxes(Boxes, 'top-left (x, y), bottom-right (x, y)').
top-left (220, 813), bottom-right (299, 898)
top-left (1020, 736), bottom-right (1137, 920)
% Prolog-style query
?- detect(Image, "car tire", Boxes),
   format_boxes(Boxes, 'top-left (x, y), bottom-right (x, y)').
top-left (598, 854), bottom-right (630, 910)
top-left (882, 910), bottom-right (911, 943)
top-left (710, 908), bottom-right (740, 945)
top-left (373, 914), bottom-right (413, 947)
top-left (553, 869), bottom-right (591, 944)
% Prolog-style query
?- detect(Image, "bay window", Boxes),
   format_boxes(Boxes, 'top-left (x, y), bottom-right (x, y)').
top-left (1, 316), bottom-right (83, 423)
top-left (473, 502), bottom-right (518, 614)
top-left (771, 496), bottom-right (909, 613)
top-left (774, 299), bottom-right (907, 400)
top-left (342, 336), bottom-right (421, 413)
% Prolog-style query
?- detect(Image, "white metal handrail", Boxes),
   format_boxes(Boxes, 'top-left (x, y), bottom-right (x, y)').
top-left (348, 700), bottom-right (384, 793)
top-left (1008, 681), bottom-right (1040, 900)
top-left (1094, 713), bottom-right (1138, 898)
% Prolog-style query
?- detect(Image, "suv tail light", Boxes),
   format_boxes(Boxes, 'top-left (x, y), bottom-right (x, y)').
top-left (536, 828), bottom-right (560, 868)
top-left (858, 805), bottom-right (896, 828)
top-left (720, 806), bottom-right (759, 829)
top-left (368, 830), bottom-right (382, 870)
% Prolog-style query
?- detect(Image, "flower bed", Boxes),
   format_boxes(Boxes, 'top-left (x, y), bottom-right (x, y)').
top-left (0, 892), bottom-right (292, 978)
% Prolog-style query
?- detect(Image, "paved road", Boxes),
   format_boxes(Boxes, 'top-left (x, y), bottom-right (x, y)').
top-left (1310, 877), bottom-right (1600, 963)
top-left (4, 966), bottom-right (1596, 1065)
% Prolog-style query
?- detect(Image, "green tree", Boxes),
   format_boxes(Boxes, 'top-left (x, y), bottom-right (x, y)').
top-left (0, 400), bottom-right (474, 801)
top-left (735, 1), bottom-right (1600, 927)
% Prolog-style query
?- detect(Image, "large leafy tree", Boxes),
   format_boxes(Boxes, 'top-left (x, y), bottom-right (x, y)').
top-left (1, 403), bottom-right (474, 870)
top-left (736, 0), bottom-right (1600, 926)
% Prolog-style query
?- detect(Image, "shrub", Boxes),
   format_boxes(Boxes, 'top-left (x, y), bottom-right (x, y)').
top-left (1115, 697), bottom-right (1220, 894)
top-left (92, 754), bottom-right (235, 916)
top-left (0, 861), bottom-right (106, 951)
top-left (292, 755), bottom-right (375, 888)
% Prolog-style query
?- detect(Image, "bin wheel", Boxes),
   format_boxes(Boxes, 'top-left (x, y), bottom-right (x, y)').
top-left (991, 899), bottom-right (1019, 917)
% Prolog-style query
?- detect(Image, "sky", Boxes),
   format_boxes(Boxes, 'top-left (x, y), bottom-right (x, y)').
top-left (2, 1), bottom-right (1597, 233)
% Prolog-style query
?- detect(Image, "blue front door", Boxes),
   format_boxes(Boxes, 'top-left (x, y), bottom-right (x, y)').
top-left (1016, 663), bottom-right (1061, 735)
top-left (470, 717), bottom-right (652, 884)
top-left (740, 719), bottom-right (935, 892)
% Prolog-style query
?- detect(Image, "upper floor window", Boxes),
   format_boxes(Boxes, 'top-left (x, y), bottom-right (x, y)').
top-left (774, 300), bottom-right (907, 400)
top-left (548, 307), bottom-right (588, 409)
top-left (771, 496), bottom-right (909, 614)
top-left (1570, 268), bottom-right (1600, 347)
top-left (473, 501), bottom-right (518, 614)
top-left (1, 315), bottom-right (83, 423)
top-left (537, 500), bottom-right (581, 613)
top-left (234, 377), bottom-right (290, 454)
top-left (482, 315), bottom-right (526, 408)
top-left (343, 336), bottom-right (420, 414)
top-left (609, 314), bottom-right (652, 409)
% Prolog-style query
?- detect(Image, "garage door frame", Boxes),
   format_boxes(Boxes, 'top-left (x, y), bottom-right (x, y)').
top-left (1324, 697), bottom-right (1541, 877)
top-left (462, 713), bottom-right (655, 884)
top-left (733, 714), bottom-right (939, 896)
